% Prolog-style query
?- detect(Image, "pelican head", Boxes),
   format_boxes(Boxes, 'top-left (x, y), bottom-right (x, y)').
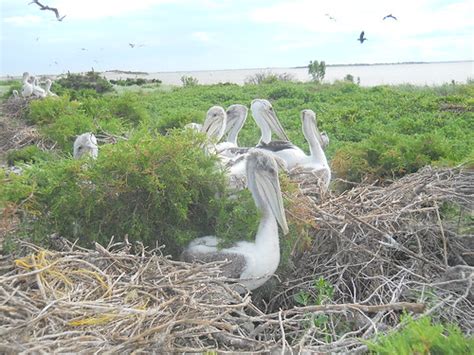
top-left (251, 99), bottom-right (289, 144)
top-left (22, 72), bottom-right (30, 82)
top-left (73, 133), bottom-right (98, 159)
top-left (224, 104), bottom-right (248, 145)
top-left (301, 109), bottom-right (325, 148)
top-left (201, 106), bottom-right (227, 142)
top-left (246, 149), bottom-right (289, 235)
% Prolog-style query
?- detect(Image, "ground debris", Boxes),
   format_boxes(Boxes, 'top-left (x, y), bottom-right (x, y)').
top-left (0, 166), bottom-right (472, 352)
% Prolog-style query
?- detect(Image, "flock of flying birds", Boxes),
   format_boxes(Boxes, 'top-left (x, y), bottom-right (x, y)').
top-left (72, 99), bottom-right (330, 291)
top-left (30, 0), bottom-right (398, 47)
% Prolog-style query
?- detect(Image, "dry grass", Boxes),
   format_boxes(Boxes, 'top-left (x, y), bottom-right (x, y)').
top-left (0, 166), bottom-right (472, 353)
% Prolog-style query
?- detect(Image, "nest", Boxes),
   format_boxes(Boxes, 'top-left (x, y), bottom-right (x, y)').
top-left (0, 98), bottom-right (55, 157)
top-left (0, 166), bottom-right (473, 353)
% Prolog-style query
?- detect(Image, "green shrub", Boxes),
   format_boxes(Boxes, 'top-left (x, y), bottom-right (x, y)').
top-left (28, 96), bottom-right (81, 125)
top-left (110, 78), bottom-right (161, 86)
top-left (56, 71), bottom-right (113, 94)
top-left (6, 146), bottom-right (53, 166)
top-left (0, 130), bottom-right (264, 257)
top-left (108, 93), bottom-right (149, 126)
top-left (366, 315), bottom-right (473, 354)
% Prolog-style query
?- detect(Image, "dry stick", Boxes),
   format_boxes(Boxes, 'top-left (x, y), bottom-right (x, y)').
top-left (434, 202), bottom-right (449, 267)
top-left (342, 207), bottom-right (446, 272)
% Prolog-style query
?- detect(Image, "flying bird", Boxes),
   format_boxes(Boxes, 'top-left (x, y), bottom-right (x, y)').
top-left (383, 14), bottom-right (398, 20)
top-left (29, 0), bottom-right (66, 21)
top-left (325, 13), bottom-right (336, 21)
top-left (358, 31), bottom-right (367, 43)
top-left (129, 43), bottom-right (145, 48)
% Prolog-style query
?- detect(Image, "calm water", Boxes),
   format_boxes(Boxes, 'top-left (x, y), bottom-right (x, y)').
top-left (104, 61), bottom-right (473, 86)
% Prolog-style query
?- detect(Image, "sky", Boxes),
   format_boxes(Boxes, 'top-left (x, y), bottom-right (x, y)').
top-left (1, 0), bottom-right (473, 75)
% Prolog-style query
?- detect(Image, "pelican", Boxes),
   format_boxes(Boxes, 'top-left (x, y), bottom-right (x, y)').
top-left (12, 90), bottom-right (19, 98)
top-left (31, 76), bottom-right (47, 98)
top-left (291, 109), bottom-right (331, 192)
top-left (223, 99), bottom-right (293, 189)
top-left (44, 79), bottom-right (57, 97)
top-left (200, 106), bottom-right (227, 142)
top-left (216, 104), bottom-right (248, 155)
top-left (251, 99), bottom-right (307, 170)
top-left (251, 99), bottom-right (289, 144)
top-left (21, 72), bottom-right (34, 98)
top-left (182, 149), bottom-right (289, 291)
top-left (73, 133), bottom-right (98, 159)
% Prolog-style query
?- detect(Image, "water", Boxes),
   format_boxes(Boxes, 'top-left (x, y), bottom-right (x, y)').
top-left (103, 61), bottom-right (473, 86)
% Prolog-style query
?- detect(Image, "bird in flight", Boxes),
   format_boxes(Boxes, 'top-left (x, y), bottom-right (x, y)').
top-left (29, 0), bottom-right (66, 21)
top-left (358, 31), bottom-right (367, 43)
top-left (129, 43), bottom-right (145, 48)
top-left (383, 14), bottom-right (397, 20)
top-left (324, 13), bottom-right (336, 21)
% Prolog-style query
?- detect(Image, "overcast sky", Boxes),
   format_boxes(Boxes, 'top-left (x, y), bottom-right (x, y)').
top-left (1, 0), bottom-right (472, 75)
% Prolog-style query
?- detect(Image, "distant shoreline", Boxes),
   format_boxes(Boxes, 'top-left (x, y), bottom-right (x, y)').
top-left (1, 60), bottom-right (472, 79)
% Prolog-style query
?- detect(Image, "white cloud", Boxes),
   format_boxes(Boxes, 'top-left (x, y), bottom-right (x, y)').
top-left (191, 31), bottom-right (213, 43)
top-left (4, 15), bottom-right (43, 27)
top-left (49, 0), bottom-right (180, 20)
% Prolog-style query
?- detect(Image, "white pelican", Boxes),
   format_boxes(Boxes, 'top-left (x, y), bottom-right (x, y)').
top-left (21, 72), bottom-right (34, 98)
top-left (31, 76), bottom-right (47, 98)
top-left (251, 99), bottom-right (289, 144)
top-left (73, 133), bottom-right (98, 159)
top-left (44, 79), bottom-right (58, 97)
top-left (181, 149), bottom-right (289, 291)
top-left (290, 109), bottom-right (331, 191)
top-left (251, 99), bottom-right (307, 170)
top-left (200, 106), bottom-right (227, 142)
top-left (216, 104), bottom-right (248, 154)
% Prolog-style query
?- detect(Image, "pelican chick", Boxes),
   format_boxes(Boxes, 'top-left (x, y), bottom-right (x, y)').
top-left (73, 133), bottom-right (98, 159)
top-left (21, 72), bottom-right (34, 98)
top-left (290, 109), bottom-right (331, 192)
top-left (182, 149), bottom-right (289, 292)
top-left (45, 79), bottom-right (58, 97)
top-left (31, 76), bottom-right (47, 98)
top-left (252, 99), bottom-right (306, 170)
top-left (201, 106), bottom-right (227, 142)
top-left (216, 104), bottom-right (248, 156)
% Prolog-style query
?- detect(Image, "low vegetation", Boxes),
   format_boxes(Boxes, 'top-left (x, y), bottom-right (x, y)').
top-left (0, 76), bottom-right (473, 352)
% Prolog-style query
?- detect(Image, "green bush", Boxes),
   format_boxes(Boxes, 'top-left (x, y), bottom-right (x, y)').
top-left (56, 71), bottom-right (113, 94)
top-left (6, 146), bottom-right (53, 166)
top-left (28, 96), bottom-right (81, 125)
top-left (366, 315), bottom-right (473, 354)
top-left (110, 78), bottom-right (161, 86)
top-left (0, 130), bottom-right (264, 257)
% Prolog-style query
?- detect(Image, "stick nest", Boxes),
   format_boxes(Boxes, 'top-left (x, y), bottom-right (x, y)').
top-left (0, 166), bottom-right (473, 353)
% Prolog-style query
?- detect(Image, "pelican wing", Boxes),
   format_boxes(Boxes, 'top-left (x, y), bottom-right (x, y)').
top-left (202, 115), bottom-right (225, 141)
top-left (257, 140), bottom-right (296, 152)
top-left (254, 170), bottom-right (289, 235)
top-left (181, 250), bottom-right (247, 279)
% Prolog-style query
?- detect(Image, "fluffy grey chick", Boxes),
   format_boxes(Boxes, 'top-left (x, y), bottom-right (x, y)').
top-left (73, 133), bottom-right (98, 159)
